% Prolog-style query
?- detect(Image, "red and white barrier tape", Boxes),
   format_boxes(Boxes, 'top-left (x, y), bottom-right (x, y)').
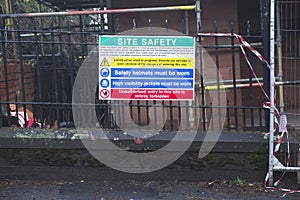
top-left (265, 186), bottom-right (300, 197)
top-left (263, 114), bottom-right (300, 196)
top-left (10, 111), bottom-right (36, 128)
top-left (10, 111), bottom-right (28, 128)
top-left (263, 118), bottom-right (300, 197)
top-left (199, 33), bottom-right (270, 100)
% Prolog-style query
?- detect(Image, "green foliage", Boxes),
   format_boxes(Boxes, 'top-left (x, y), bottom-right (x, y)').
top-left (13, 0), bottom-right (53, 13)
top-left (235, 176), bottom-right (246, 186)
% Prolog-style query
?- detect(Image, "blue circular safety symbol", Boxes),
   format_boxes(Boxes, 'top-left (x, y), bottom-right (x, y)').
top-left (100, 79), bottom-right (110, 88)
top-left (100, 68), bottom-right (110, 77)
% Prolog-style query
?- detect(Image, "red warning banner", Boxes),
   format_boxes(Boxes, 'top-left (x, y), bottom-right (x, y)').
top-left (110, 89), bottom-right (193, 100)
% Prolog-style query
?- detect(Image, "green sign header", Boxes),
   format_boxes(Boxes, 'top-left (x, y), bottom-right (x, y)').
top-left (100, 35), bottom-right (195, 47)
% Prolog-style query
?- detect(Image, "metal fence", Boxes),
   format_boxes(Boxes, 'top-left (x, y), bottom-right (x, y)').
top-left (0, 2), bottom-right (269, 132)
top-left (266, 0), bottom-right (300, 187)
top-left (276, 0), bottom-right (300, 122)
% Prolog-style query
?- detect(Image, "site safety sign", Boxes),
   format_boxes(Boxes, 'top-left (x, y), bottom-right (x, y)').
top-left (99, 35), bottom-right (195, 100)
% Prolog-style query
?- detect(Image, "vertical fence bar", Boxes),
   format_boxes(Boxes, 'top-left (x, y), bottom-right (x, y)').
top-left (148, 18), bottom-right (152, 34)
top-left (130, 100), bottom-right (135, 130)
top-left (121, 100), bottom-right (125, 130)
top-left (132, 18), bottom-right (136, 34)
top-left (199, 49), bottom-right (206, 131)
top-left (116, 18), bottom-right (120, 33)
top-left (178, 101), bottom-right (182, 130)
top-left (57, 15), bottom-right (68, 123)
top-left (185, 101), bottom-right (190, 129)
top-left (230, 22), bottom-right (238, 130)
top-left (58, 16), bottom-right (63, 59)
top-left (0, 95), bottom-right (2, 127)
top-left (162, 100), bottom-right (166, 129)
top-left (146, 100), bottom-right (150, 125)
top-left (153, 100), bottom-right (157, 130)
top-left (260, 0), bottom-right (270, 131)
top-left (15, 94), bottom-right (18, 126)
top-left (226, 97), bottom-right (230, 130)
top-left (83, 16), bottom-right (89, 57)
top-left (99, 0), bottom-right (105, 31)
top-left (210, 99), bottom-right (214, 130)
top-left (196, 0), bottom-right (206, 131)
top-left (137, 100), bottom-right (141, 127)
top-left (246, 21), bottom-right (254, 128)
top-left (169, 101), bottom-right (174, 130)
top-left (50, 18), bottom-right (59, 124)
top-left (33, 22), bottom-right (43, 123)
top-left (165, 18), bottom-right (168, 34)
top-left (181, 18), bottom-right (186, 34)
top-left (106, 0), bottom-right (114, 32)
top-left (214, 21), bottom-right (222, 130)
top-left (258, 96), bottom-right (263, 131)
top-left (1, 17), bottom-right (11, 125)
top-left (16, 21), bottom-right (27, 124)
top-left (39, 3), bottom-right (45, 57)
top-left (67, 19), bottom-right (75, 124)
top-left (193, 98), bottom-right (198, 130)
top-left (79, 14), bottom-right (86, 58)
top-left (242, 96), bottom-right (246, 129)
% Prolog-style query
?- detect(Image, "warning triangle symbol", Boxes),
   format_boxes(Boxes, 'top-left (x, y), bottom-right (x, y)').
top-left (100, 58), bottom-right (110, 66)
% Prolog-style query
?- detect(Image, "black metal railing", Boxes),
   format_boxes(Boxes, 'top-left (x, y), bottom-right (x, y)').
top-left (0, 12), bottom-right (268, 132)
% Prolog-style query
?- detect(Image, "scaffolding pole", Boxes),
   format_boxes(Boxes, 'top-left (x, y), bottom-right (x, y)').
top-left (0, 5), bottom-right (196, 18)
top-left (268, 0), bottom-right (276, 187)
top-left (203, 80), bottom-right (300, 90)
top-left (4, 0), bottom-right (12, 28)
top-left (276, 0), bottom-right (284, 112)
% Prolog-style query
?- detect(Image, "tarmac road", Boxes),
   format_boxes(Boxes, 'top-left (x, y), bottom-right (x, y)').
top-left (0, 166), bottom-right (299, 200)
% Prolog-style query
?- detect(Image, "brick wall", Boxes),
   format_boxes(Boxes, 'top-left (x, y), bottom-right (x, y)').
top-left (0, 62), bottom-right (34, 105)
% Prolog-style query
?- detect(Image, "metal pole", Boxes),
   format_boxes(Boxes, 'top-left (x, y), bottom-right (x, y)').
top-left (106, 0), bottom-right (114, 32)
top-left (184, 0), bottom-right (190, 35)
top-left (4, 0), bottom-right (11, 28)
top-left (276, 1), bottom-right (285, 112)
top-left (205, 82), bottom-right (263, 90)
top-left (268, 0), bottom-right (276, 187)
top-left (1, 17), bottom-right (11, 125)
top-left (260, 0), bottom-right (270, 133)
top-left (204, 80), bottom-right (300, 90)
top-left (1, 5), bottom-right (196, 18)
top-left (195, 1), bottom-right (201, 34)
top-left (196, 0), bottom-right (206, 131)
top-left (186, 0), bottom-right (193, 129)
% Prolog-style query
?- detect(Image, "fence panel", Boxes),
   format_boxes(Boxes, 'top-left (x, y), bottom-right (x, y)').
top-left (0, 2), bottom-right (268, 132)
top-left (265, 0), bottom-right (300, 187)
top-left (276, 0), bottom-right (300, 126)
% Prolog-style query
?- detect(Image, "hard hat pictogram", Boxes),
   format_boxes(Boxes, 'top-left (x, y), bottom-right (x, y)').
top-left (100, 68), bottom-right (110, 77)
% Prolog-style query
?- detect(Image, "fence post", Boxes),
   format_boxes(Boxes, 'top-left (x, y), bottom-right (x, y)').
top-left (196, 0), bottom-right (206, 131)
top-left (260, 0), bottom-right (270, 132)
top-left (1, 17), bottom-right (11, 125)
